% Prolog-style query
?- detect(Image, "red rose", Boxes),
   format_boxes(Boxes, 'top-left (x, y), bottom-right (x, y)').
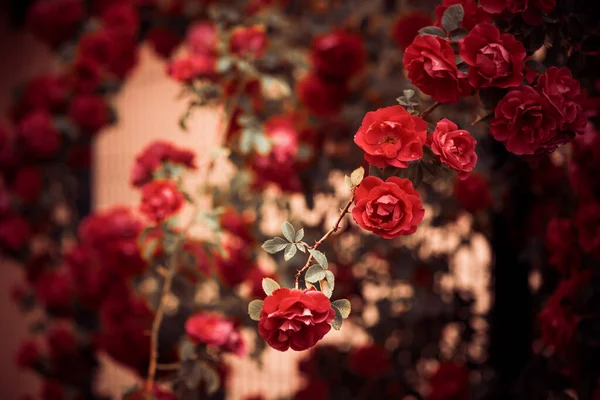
top-left (426, 361), bottom-right (471, 400)
top-left (34, 270), bottom-right (73, 313)
top-left (575, 202), bottom-right (600, 258)
top-left (259, 288), bottom-right (335, 351)
top-left (11, 166), bottom-right (43, 204)
top-left (139, 180), bottom-right (184, 222)
top-left (348, 344), bottom-right (391, 379)
top-left (220, 207), bottom-right (254, 243)
top-left (354, 105), bottom-right (428, 168)
top-left (27, 0), bottom-right (85, 47)
top-left (185, 312), bottom-right (246, 355)
top-left (392, 12), bottom-right (433, 51)
top-left (147, 27), bottom-right (182, 59)
top-left (0, 215), bottom-right (32, 251)
top-left (310, 31), bottom-right (366, 81)
top-left (79, 29), bottom-right (139, 79)
top-left (215, 233), bottom-right (253, 286)
top-left (352, 176), bottom-right (425, 239)
top-left (459, 23), bottom-right (526, 89)
top-left (187, 22), bottom-right (218, 56)
top-left (130, 141), bottom-right (196, 187)
top-left (68, 94), bottom-right (111, 135)
top-left (546, 218), bottom-right (580, 274)
top-left (435, 0), bottom-right (491, 30)
top-left (167, 55), bottom-right (217, 82)
top-left (247, 266), bottom-right (277, 299)
top-left (569, 122), bottom-right (600, 200)
top-left (124, 386), bottom-right (178, 400)
top-left (41, 380), bottom-right (65, 400)
top-left (453, 173), bottom-right (492, 213)
top-left (480, 0), bottom-right (555, 26)
top-left (47, 324), bottom-right (77, 359)
top-left (229, 25), bottom-right (268, 59)
top-left (294, 380), bottom-right (330, 400)
top-left (296, 73), bottom-right (347, 117)
top-left (537, 67), bottom-right (586, 136)
top-left (15, 74), bottom-right (69, 115)
top-left (18, 110), bottom-right (61, 159)
top-left (429, 118), bottom-right (477, 178)
top-left (101, 3), bottom-right (139, 37)
top-left (0, 124), bottom-right (18, 168)
top-left (15, 340), bottom-right (40, 369)
top-left (403, 35), bottom-right (471, 103)
top-left (489, 86), bottom-right (561, 155)
top-left (71, 56), bottom-right (104, 94)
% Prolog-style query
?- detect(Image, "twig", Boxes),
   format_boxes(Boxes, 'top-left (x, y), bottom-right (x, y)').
top-left (294, 190), bottom-right (356, 289)
top-left (471, 112), bottom-right (493, 127)
top-left (421, 102), bottom-right (440, 119)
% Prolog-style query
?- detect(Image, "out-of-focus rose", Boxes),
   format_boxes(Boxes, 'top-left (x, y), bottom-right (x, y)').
top-left (0, 125), bottom-right (18, 168)
top-left (215, 233), bottom-right (253, 286)
top-left (130, 140), bottom-right (196, 187)
top-left (310, 31), bottom-right (366, 81)
top-left (219, 207), bottom-right (254, 243)
top-left (41, 380), bottom-right (65, 400)
top-left (453, 173), bottom-right (492, 213)
top-left (167, 54), bottom-right (217, 82)
top-left (348, 344), bottom-right (391, 379)
top-left (352, 176), bottom-right (425, 239)
top-left (147, 27), bottom-right (182, 59)
top-left (403, 35), bottom-right (471, 103)
top-left (435, 0), bottom-right (491, 30)
top-left (187, 21), bottom-right (218, 55)
top-left (246, 266), bottom-right (277, 299)
top-left (17, 110), bottom-right (61, 159)
top-left (575, 202), bottom-right (600, 258)
top-left (185, 312), bottom-right (246, 355)
top-left (27, 0), bottom-right (85, 47)
top-left (0, 215), bottom-right (32, 251)
top-left (11, 166), bottom-right (43, 204)
top-left (480, 0), bottom-right (556, 26)
top-left (429, 118), bottom-right (477, 178)
top-left (47, 324), bottom-right (77, 359)
top-left (296, 73), bottom-right (347, 117)
top-left (139, 180), bottom-right (184, 222)
top-left (101, 3), bottom-right (139, 37)
top-left (354, 105), bottom-right (428, 168)
top-left (78, 29), bottom-right (139, 79)
top-left (258, 288), bottom-right (335, 351)
top-left (15, 74), bottom-right (69, 116)
top-left (15, 340), bottom-right (40, 369)
top-left (68, 94), bottom-right (111, 135)
top-left (391, 11), bottom-right (433, 51)
top-left (229, 25), bottom-right (268, 58)
top-left (294, 379), bottom-right (330, 400)
top-left (546, 218), bottom-right (580, 274)
top-left (71, 56), bottom-right (104, 94)
top-left (426, 361), bottom-right (471, 400)
top-left (459, 23), bottom-right (525, 89)
top-left (34, 270), bottom-right (73, 314)
top-left (123, 386), bottom-right (178, 400)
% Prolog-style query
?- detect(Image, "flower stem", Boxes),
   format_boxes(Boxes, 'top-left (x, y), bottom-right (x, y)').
top-left (294, 189), bottom-right (356, 289)
top-left (471, 112), bottom-right (493, 126)
top-left (421, 101), bottom-right (440, 119)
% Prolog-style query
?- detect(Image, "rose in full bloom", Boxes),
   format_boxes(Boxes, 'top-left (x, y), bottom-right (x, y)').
top-left (391, 11), bottom-right (433, 51)
top-left (354, 105), bottom-right (428, 168)
top-left (536, 67), bottom-right (586, 136)
top-left (435, 0), bottom-right (491, 30)
top-left (229, 25), bottom-right (268, 58)
top-left (11, 166), bottom-right (43, 204)
top-left (489, 86), bottom-right (561, 155)
top-left (459, 23), bottom-right (526, 89)
top-left (429, 118), bottom-right (477, 178)
top-left (546, 218), bottom-right (580, 274)
top-left (15, 340), bottom-right (41, 369)
top-left (131, 141), bottom-right (196, 187)
top-left (147, 27), bottom-right (182, 59)
top-left (352, 176), bottom-right (425, 239)
top-left (139, 180), bottom-right (185, 222)
top-left (348, 344), bottom-right (391, 379)
top-left (453, 173), bottom-right (492, 213)
top-left (187, 21), bottom-right (218, 56)
top-left (403, 35), bottom-right (471, 103)
top-left (167, 55), bottom-right (217, 82)
top-left (575, 202), bottom-right (600, 258)
top-left (426, 361), bottom-right (471, 400)
top-left (17, 110), bottom-right (61, 159)
top-left (27, 0), bottom-right (85, 47)
top-left (258, 288), bottom-right (335, 351)
top-left (310, 31), bottom-right (366, 81)
top-left (68, 94), bottom-right (111, 135)
top-left (185, 312), bottom-right (246, 355)
top-left (480, 0), bottom-right (556, 26)
top-left (296, 73), bottom-right (347, 117)
top-left (0, 215), bottom-right (32, 251)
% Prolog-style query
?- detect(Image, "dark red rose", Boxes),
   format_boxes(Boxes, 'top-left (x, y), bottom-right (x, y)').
top-left (0, 215), bottom-right (32, 251)
top-left (139, 180), bottom-right (185, 222)
top-left (65, 245), bottom-right (105, 308)
top-left (185, 312), bottom-right (246, 355)
top-left (247, 266), bottom-right (277, 299)
top-left (34, 270), bottom-right (73, 313)
top-left (354, 105), bottom-right (428, 168)
top-left (352, 176), bottom-right (425, 239)
top-left (67, 143), bottom-right (92, 170)
top-left (426, 361), bottom-right (471, 400)
top-left (392, 12), bottom-right (433, 51)
top-left (101, 3), bottom-right (139, 37)
top-left (130, 140), bottom-right (196, 187)
top-left (348, 344), bottom-right (391, 379)
top-left (403, 35), bottom-right (471, 103)
top-left (459, 23), bottom-right (525, 89)
top-left (179, 240), bottom-right (213, 281)
top-left (187, 21), bottom-right (218, 56)
top-left (220, 207), bottom-right (254, 243)
top-left (78, 29), bottom-right (139, 79)
top-left (123, 386), bottom-right (178, 400)
top-left (15, 74), bottom-right (69, 115)
top-left (229, 25), bottom-right (268, 58)
top-left (147, 27), bottom-right (182, 59)
top-left (310, 31), bottom-right (366, 81)
top-left (489, 86), bottom-right (562, 155)
top-left (167, 55), bottom-right (217, 82)
top-left (0, 124), bottom-right (18, 168)
top-left (215, 233), bottom-right (253, 286)
top-left (435, 0), bottom-right (491, 30)
top-left (575, 202), bottom-right (600, 258)
top-left (480, 0), bottom-right (555, 26)
top-left (15, 340), bottom-right (40, 369)
top-left (68, 94), bottom-right (111, 135)
top-left (258, 288), bottom-right (335, 351)
top-left (296, 73), bottom-right (347, 117)
top-left (569, 122), bottom-right (600, 200)
top-left (429, 118), bottom-right (477, 178)
top-left (71, 56), bottom-right (104, 94)
top-left (245, 0), bottom-right (289, 14)
top-left (47, 324), bottom-right (77, 359)
top-left (17, 110), bottom-right (61, 159)
top-left (41, 380), bottom-right (65, 400)
top-left (294, 380), bottom-right (330, 400)
top-left (453, 173), bottom-right (492, 213)
top-left (537, 66), bottom-right (586, 136)
top-left (546, 218), bottom-right (580, 274)
top-left (11, 166), bottom-right (43, 204)
top-left (27, 0), bottom-right (84, 47)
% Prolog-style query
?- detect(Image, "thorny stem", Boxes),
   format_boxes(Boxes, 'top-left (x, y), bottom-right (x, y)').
top-left (421, 101), bottom-right (440, 119)
top-left (294, 189), bottom-right (356, 289)
top-left (471, 112), bottom-right (493, 127)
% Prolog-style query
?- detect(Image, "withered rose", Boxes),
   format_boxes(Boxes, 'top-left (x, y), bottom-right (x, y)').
top-left (435, 0), bottom-right (491, 30)
top-left (186, 312), bottom-right (246, 355)
top-left (258, 288), bottom-right (335, 351)
top-left (459, 23), bottom-right (526, 89)
top-left (139, 180), bottom-right (185, 222)
top-left (354, 105), bottom-right (428, 168)
top-left (310, 30), bottom-right (366, 81)
top-left (403, 35), bottom-right (471, 103)
top-left (429, 118), bottom-right (477, 178)
top-left (352, 176), bottom-right (425, 239)
top-left (228, 25), bottom-right (268, 59)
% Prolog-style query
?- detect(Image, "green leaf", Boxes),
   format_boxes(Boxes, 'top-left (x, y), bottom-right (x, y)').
top-left (418, 26), bottom-right (447, 38)
top-left (350, 166), bottom-right (365, 186)
top-left (262, 237), bottom-right (288, 254)
top-left (331, 307), bottom-right (343, 330)
top-left (248, 300), bottom-right (263, 321)
top-left (179, 339), bottom-right (196, 361)
top-left (309, 249), bottom-right (328, 269)
top-left (332, 299), bottom-right (351, 318)
top-left (526, 59), bottom-right (547, 74)
top-left (305, 264), bottom-right (326, 283)
top-left (262, 277), bottom-right (280, 296)
top-left (143, 239), bottom-right (159, 260)
top-left (450, 27), bottom-right (468, 42)
top-left (294, 228), bottom-right (304, 242)
top-left (284, 243), bottom-right (298, 260)
top-left (185, 361), bottom-right (203, 390)
top-left (200, 363), bottom-right (220, 394)
top-left (138, 226), bottom-right (152, 247)
top-left (253, 133), bottom-right (272, 155)
top-left (239, 129), bottom-right (254, 154)
top-left (281, 221), bottom-right (296, 242)
top-left (216, 57), bottom-right (233, 73)
top-left (321, 270), bottom-right (335, 298)
top-left (344, 175), bottom-right (353, 189)
top-left (441, 4), bottom-right (464, 33)
top-left (296, 243), bottom-right (306, 253)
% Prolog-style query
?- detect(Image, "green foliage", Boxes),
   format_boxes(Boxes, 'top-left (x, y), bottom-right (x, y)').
top-left (309, 248), bottom-right (328, 269)
top-left (248, 300), bottom-right (264, 321)
top-left (441, 4), bottom-right (464, 33)
top-left (281, 221), bottom-right (296, 242)
top-left (262, 237), bottom-right (289, 253)
top-left (332, 299), bottom-right (351, 318)
top-left (305, 264), bottom-right (327, 283)
top-left (262, 277), bottom-right (281, 296)
top-left (321, 270), bottom-right (335, 298)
